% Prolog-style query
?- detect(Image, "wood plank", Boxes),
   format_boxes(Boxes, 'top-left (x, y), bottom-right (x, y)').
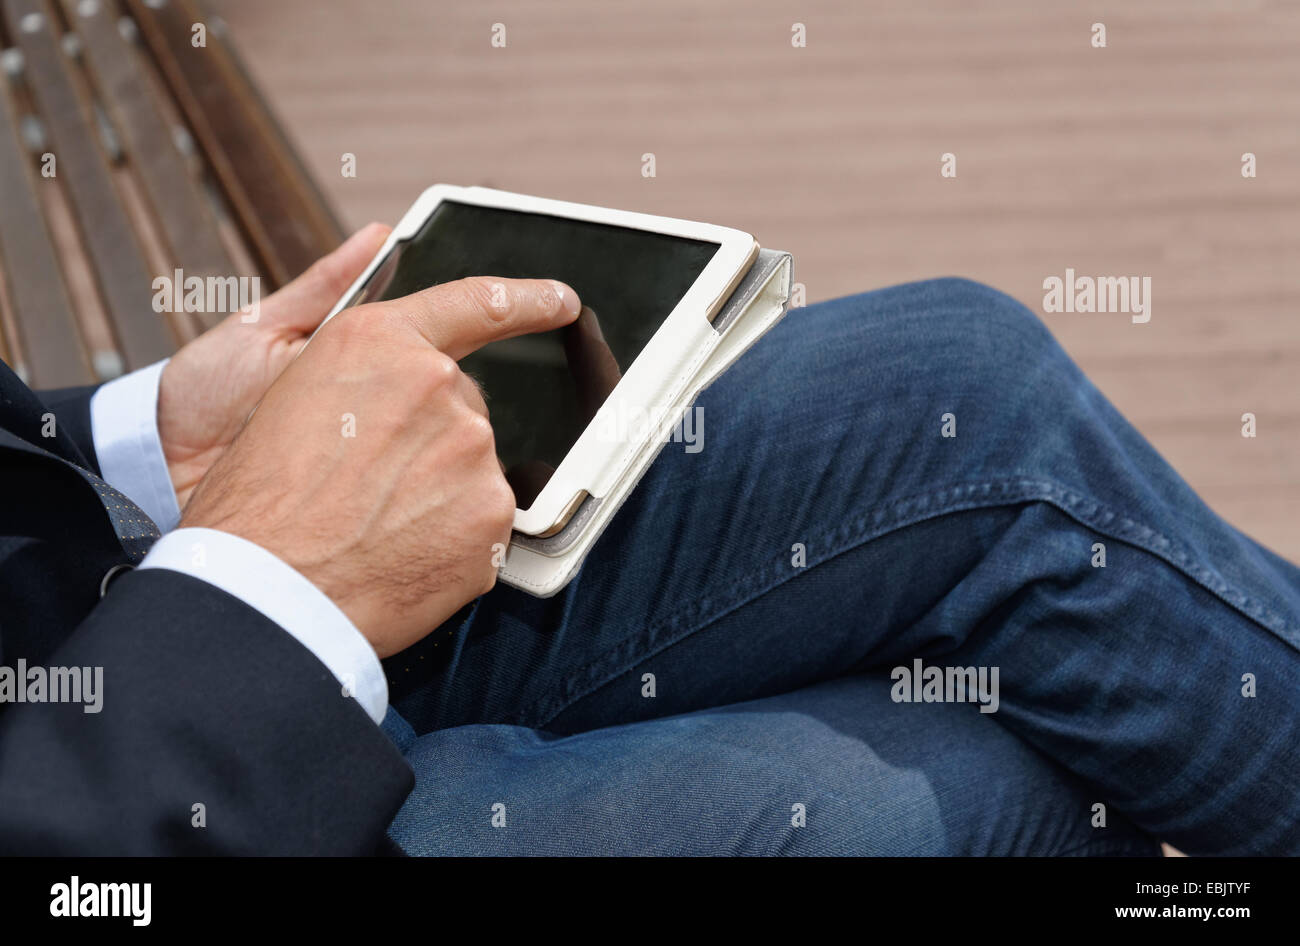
top-left (60, 0), bottom-right (234, 330)
top-left (2, 0), bottom-right (175, 369)
top-left (124, 0), bottom-right (343, 287)
top-left (0, 57), bottom-right (91, 384)
top-left (210, 12), bottom-right (344, 250)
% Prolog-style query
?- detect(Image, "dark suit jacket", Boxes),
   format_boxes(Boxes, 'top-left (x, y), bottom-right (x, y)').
top-left (0, 361), bottom-right (413, 854)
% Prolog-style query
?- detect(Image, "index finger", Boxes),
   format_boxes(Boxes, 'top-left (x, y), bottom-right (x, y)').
top-left (385, 276), bottom-right (582, 360)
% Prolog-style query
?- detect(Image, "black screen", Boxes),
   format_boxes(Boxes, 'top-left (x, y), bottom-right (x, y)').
top-left (370, 200), bottom-right (719, 506)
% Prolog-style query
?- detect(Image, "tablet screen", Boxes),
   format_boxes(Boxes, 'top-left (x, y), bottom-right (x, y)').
top-left (371, 200), bottom-right (720, 508)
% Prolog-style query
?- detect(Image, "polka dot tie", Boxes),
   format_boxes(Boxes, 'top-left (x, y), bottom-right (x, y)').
top-left (83, 470), bottom-right (162, 564)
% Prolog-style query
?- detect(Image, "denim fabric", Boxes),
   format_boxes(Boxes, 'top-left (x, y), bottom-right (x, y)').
top-left (383, 674), bottom-right (1156, 856)
top-left (385, 278), bottom-right (1300, 856)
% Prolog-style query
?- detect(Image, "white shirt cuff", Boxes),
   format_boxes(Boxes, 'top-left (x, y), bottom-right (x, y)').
top-left (89, 360), bottom-right (182, 532)
top-left (138, 527), bottom-right (389, 725)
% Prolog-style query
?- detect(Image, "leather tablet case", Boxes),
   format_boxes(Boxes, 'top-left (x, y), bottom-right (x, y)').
top-left (499, 248), bottom-right (794, 596)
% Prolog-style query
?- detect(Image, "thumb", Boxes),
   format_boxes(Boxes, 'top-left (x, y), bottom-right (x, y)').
top-left (258, 223), bottom-right (392, 333)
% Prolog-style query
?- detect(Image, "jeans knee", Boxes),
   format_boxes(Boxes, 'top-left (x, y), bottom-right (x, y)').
top-left (919, 277), bottom-right (1054, 351)
top-left (832, 277), bottom-right (1066, 392)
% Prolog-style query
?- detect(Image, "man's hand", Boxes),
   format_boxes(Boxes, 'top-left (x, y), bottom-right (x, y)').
top-left (157, 224), bottom-right (391, 508)
top-left (179, 275), bottom-right (582, 657)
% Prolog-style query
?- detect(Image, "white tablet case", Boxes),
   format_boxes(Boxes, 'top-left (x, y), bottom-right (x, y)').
top-left (500, 248), bottom-right (794, 596)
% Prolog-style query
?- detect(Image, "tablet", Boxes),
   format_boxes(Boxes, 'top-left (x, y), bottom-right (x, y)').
top-left (319, 185), bottom-right (759, 537)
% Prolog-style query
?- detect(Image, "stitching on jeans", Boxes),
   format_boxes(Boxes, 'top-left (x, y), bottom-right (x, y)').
top-left (526, 476), bottom-right (1298, 728)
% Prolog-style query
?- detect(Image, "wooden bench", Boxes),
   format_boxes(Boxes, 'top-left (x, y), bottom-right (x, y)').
top-left (0, 0), bottom-right (344, 387)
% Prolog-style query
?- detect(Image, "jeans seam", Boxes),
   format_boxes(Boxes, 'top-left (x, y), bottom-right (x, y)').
top-left (529, 475), bottom-right (1297, 728)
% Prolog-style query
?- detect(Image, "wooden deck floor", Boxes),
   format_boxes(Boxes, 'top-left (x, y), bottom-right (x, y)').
top-left (215, 0), bottom-right (1300, 561)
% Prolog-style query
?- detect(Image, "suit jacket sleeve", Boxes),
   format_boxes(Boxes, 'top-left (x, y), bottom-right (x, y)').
top-left (0, 568), bottom-right (414, 855)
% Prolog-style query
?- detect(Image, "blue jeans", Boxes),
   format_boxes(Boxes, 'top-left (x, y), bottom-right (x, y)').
top-left (382, 278), bottom-right (1300, 855)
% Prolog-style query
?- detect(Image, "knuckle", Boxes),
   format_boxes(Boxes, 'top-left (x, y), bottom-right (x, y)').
top-left (427, 352), bottom-right (460, 390)
top-left (457, 276), bottom-right (512, 323)
top-left (462, 411), bottom-right (495, 450)
top-left (535, 280), bottom-right (565, 318)
top-left (402, 351), bottom-right (456, 398)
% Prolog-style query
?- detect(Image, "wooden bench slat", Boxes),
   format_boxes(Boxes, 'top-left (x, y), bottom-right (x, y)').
top-left (215, 14), bottom-right (346, 261)
top-left (0, 62), bottom-right (92, 385)
top-left (2, 0), bottom-right (175, 370)
top-left (125, 0), bottom-right (343, 288)
top-left (60, 0), bottom-right (234, 331)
